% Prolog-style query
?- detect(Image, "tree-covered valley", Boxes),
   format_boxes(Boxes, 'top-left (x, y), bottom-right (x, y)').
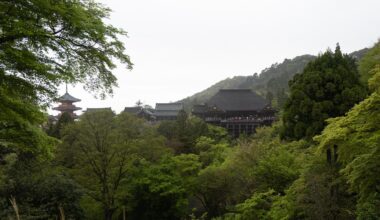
top-left (1, 1), bottom-right (380, 220)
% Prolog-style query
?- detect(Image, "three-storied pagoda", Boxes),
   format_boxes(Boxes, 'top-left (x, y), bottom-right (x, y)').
top-left (192, 89), bottom-right (276, 137)
top-left (53, 87), bottom-right (82, 118)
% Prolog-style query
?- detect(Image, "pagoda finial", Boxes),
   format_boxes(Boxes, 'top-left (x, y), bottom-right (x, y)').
top-left (65, 83), bottom-right (68, 93)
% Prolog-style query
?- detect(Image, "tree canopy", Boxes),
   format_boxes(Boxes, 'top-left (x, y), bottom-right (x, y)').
top-left (281, 45), bottom-right (367, 140)
top-left (0, 0), bottom-right (132, 155)
top-left (316, 42), bottom-right (380, 219)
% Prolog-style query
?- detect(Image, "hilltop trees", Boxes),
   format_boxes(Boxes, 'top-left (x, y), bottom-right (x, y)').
top-left (281, 45), bottom-right (367, 140)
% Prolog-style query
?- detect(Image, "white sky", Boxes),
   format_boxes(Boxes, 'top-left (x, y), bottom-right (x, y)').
top-left (52, 0), bottom-right (380, 114)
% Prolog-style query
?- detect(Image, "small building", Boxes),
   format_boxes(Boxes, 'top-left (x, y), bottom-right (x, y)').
top-left (53, 91), bottom-right (82, 119)
top-left (124, 106), bottom-right (155, 121)
top-left (192, 89), bottom-right (276, 138)
top-left (154, 103), bottom-right (184, 121)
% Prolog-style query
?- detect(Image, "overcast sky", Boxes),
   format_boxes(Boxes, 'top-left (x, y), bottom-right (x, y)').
top-left (52, 0), bottom-right (380, 114)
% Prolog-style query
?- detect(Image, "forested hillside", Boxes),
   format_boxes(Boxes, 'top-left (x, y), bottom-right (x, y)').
top-left (182, 49), bottom-right (368, 110)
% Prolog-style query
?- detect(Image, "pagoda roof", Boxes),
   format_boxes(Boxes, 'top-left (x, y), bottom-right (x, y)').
top-left (53, 105), bottom-right (82, 111)
top-left (207, 89), bottom-right (268, 111)
top-left (58, 92), bottom-right (81, 103)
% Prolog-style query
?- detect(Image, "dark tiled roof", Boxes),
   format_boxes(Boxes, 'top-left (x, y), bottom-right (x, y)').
top-left (155, 103), bottom-right (184, 111)
top-left (124, 107), bottom-right (154, 116)
top-left (124, 106), bottom-right (143, 114)
top-left (85, 107), bottom-right (113, 112)
top-left (207, 89), bottom-right (268, 111)
top-left (53, 105), bottom-right (82, 111)
top-left (58, 92), bottom-right (81, 102)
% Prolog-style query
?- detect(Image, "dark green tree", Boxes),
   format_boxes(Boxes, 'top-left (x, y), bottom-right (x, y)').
top-left (46, 112), bottom-right (74, 138)
top-left (281, 45), bottom-right (367, 140)
top-left (126, 154), bottom-right (201, 220)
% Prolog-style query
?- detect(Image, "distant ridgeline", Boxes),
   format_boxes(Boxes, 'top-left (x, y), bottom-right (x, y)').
top-left (181, 48), bottom-right (369, 111)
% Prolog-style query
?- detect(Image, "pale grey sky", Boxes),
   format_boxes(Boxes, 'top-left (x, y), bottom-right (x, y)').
top-left (53, 0), bottom-right (380, 114)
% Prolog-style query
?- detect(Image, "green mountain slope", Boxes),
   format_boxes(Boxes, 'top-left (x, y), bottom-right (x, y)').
top-left (181, 48), bottom-right (368, 111)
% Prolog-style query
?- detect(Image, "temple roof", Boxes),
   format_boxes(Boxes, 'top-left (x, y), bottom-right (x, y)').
top-left (207, 89), bottom-right (268, 111)
top-left (58, 92), bottom-right (81, 103)
top-left (124, 106), bottom-right (144, 114)
top-left (53, 105), bottom-right (82, 111)
top-left (85, 107), bottom-right (113, 112)
top-left (155, 103), bottom-right (184, 111)
top-left (154, 103), bottom-right (183, 117)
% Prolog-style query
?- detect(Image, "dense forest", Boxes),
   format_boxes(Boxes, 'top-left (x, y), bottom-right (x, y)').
top-left (1, 1), bottom-right (380, 220)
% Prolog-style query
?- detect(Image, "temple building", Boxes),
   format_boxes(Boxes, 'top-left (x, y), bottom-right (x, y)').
top-left (192, 89), bottom-right (276, 138)
top-left (154, 103), bottom-right (184, 121)
top-left (53, 89), bottom-right (82, 119)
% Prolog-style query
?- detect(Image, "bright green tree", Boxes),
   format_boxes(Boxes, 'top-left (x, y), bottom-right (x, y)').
top-left (281, 45), bottom-right (367, 140)
top-left (0, 0), bottom-right (132, 154)
top-left (316, 42), bottom-right (380, 219)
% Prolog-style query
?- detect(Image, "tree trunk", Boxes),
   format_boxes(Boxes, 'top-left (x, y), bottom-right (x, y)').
top-left (123, 206), bottom-right (126, 220)
top-left (104, 208), bottom-right (114, 220)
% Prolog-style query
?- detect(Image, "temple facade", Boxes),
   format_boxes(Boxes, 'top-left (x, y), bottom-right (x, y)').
top-left (153, 103), bottom-right (184, 121)
top-left (53, 91), bottom-right (82, 119)
top-left (192, 89), bottom-right (276, 138)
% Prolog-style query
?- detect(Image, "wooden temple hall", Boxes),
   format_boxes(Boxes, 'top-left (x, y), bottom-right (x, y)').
top-left (192, 89), bottom-right (276, 138)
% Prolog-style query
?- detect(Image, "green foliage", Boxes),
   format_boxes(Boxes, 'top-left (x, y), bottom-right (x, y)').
top-left (0, 0), bottom-right (132, 161)
top-left (195, 136), bottom-right (230, 167)
top-left (316, 86), bottom-right (380, 218)
top-left (253, 146), bottom-right (299, 194)
top-left (314, 44), bottom-right (380, 219)
top-left (0, 0), bottom-right (132, 99)
top-left (281, 45), bottom-right (367, 140)
top-left (358, 41), bottom-right (380, 84)
top-left (222, 190), bottom-right (278, 220)
top-left (157, 116), bottom-right (224, 154)
top-left (46, 112), bottom-right (74, 138)
top-left (0, 158), bottom-right (83, 219)
top-left (58, 110), bottom-right (167, 220)
top-left (0, 82), bottom-right (57, 157)
top-left (126, 154), bottom-right (201, 220)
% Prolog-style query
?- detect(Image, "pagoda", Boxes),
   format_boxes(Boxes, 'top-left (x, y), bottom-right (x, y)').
top-left (53, 86), bottom-right (82, 118)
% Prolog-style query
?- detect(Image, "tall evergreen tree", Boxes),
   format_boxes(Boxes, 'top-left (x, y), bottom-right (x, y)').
top-left (281, 45), bottom-right (367, 140)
